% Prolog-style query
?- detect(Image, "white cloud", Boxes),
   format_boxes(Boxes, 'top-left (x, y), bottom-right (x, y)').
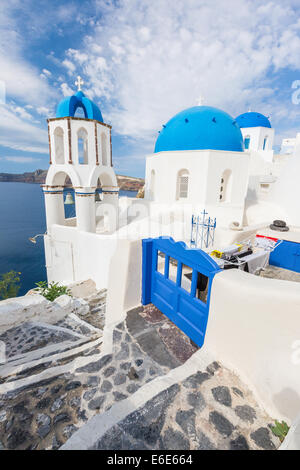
top-left (42, 69), bottom-right (52, 77)
top-left (0, 3), bottom-right (55, 106)
top-left (1, 156), bottom-right (41, 163)
top-left (14, 106), bottom-right (33, 120)
top-left (63, 0), bottom-right (300, 140)
top-left (40, 68), bottom-right (52, 80)
top-left (62, 59), bottom-right (76, 75)
top-left (36, 106), bottom-right (51, 116)
top-left (0, 105), bottom-right (48, 154)
top-left (61, 82), bottom-right (74, 97)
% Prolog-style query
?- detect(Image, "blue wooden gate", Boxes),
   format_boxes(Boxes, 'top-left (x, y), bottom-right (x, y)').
top-left (142, 236), bottom-right (221, 347)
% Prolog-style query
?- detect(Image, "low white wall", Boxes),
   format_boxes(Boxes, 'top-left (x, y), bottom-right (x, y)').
top-left (45, 225), bottom-right (118, 289)
top-left (0, 294), bottom-right (90, 335)
top-left (205, 269), bottom-right (300, 421)
top-left (0, 295), bottom-right (68, 334)
top-left (106, 239), bottom-right (142, 325)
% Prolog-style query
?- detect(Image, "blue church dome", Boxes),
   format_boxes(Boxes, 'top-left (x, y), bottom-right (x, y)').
top-left (56, 91), bottom-right (103, 122)
top-left (236, 111), bottom-right (271, 129)
top-left (154, 106), bottom-right (244, 153)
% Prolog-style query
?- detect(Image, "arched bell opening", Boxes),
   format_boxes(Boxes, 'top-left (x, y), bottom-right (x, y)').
top-left (94, 176), bottom-right (118, 233)
top-left (54, 126), bottom-right (65, 164)
top-left (77, 127), bottom-right (89, 165)
top-left (95, 176), bottom-right (107, 233)
top-left (50, 171), bottom-right (77, 227)
top-left (95, 177), bottom-right (103, 203)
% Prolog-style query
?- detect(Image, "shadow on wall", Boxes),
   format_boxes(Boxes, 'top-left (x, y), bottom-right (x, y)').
top-left (273, 388), bottom-right (300, 421)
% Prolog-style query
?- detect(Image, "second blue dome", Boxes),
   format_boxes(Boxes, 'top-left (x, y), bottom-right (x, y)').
top-left (154, 106), bottom-right (244, 153)
top-left (236, 111), bottom-right (271, 129)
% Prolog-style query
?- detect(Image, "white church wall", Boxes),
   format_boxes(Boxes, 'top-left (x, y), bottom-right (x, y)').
top-left (241, 126), bottom-right (274, 158)
top-left (145, 150), bottom-right (249, 228)
top-left (205, 150), bottom-right (250, 227)
top-left (145, 151), bottom-right (210, 205)
top-left (268, 133), bottom-right (300, 226)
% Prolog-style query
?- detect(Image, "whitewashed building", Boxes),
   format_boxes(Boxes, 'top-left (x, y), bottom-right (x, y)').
top-left (43, 84), bottom-right (300, 288)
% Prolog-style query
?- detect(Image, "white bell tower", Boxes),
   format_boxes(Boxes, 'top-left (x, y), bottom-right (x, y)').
top-left (43, 77), bottom-right (119, 234)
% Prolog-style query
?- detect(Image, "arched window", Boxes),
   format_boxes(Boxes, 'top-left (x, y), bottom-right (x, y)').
top-left (77, 128), bottom-right (88, 164)
top-left (54, 127), bottom-right (65, 164)
top-left (263, 136), bottom-right (268, 150)
top-left (219, 169), bottom-right (232, 203)
top-left (101, 133), bottom-right (108, 166)
top-left (150, 169), bottom-right (156, 200)
top-left (177, 169), bottom-right (189, 200)
top-left (244, 135), bottom-right (250, 150)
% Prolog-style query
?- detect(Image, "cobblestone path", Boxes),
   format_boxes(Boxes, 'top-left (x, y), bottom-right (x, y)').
top-left (0, 302), bottom-right (281, 450)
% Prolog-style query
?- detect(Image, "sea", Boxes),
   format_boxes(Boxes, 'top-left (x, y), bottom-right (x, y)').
top-left (0, 182), bottom-right (137, 297)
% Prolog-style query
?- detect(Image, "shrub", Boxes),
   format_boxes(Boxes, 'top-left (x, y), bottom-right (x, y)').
top-left (35, 281), bottom-right (71, 302)
top-left (270, 420), bottom-right (290, 443)
top-left (0, 271), bottom-right (21, 300)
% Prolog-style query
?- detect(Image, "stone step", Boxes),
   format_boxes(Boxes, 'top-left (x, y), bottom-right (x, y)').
top-left (0, 336), bottom-right (102, 380)
top-left (0, 337), bottom-right (103, 394)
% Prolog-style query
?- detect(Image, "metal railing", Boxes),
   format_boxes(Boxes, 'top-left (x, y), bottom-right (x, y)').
top-left (190, 210), bottom-right (217, 249)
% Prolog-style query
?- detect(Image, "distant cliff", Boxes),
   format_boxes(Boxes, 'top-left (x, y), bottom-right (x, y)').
top-left (0, 170), bottom-right (144, 192)
top-left (0, 169), bottom-right (47, 184)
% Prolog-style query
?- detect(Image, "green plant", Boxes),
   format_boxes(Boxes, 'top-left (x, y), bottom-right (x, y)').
top-left (0, 270), bottom-right (21, 300)
top-left (35, 281), bottom-right (71, 302)
top-left (270, 420), bottom-right (290, 443)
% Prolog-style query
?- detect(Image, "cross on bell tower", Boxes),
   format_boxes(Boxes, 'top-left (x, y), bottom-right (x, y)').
top-left (75, 75), bottom-right (84, 91)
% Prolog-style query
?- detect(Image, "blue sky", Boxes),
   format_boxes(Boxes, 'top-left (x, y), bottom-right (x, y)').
top-left (1, 0), bottom-right (300, 177)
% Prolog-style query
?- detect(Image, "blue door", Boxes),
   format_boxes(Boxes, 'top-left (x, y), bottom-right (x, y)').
top-left (142, 237), bottom-right (221, 347)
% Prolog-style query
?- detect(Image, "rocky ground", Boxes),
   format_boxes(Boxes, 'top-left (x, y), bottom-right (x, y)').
top-left (93, 363), bottom-right (279, 450)
top-left (0, 297), bottom-right (281, 450)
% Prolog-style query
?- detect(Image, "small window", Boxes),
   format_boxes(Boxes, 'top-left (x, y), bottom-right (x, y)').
top-left (167, 257), bottom-right (178, 284)
top-left (150, 170), bottom-right (156, 201)
top-left (156, 251), bottom-right (165, 275)
top-left (181, 264), bottom-right (193, 292)
top-left (244, 136), bottom-right (250, 150)
top-left (77, 128), bottom-right (88, 164)
top-left (195, 272), bottom-right (209, 303)
top-left (263, 136), bottom-right (268, 150)
top-left (219, 169), bottom-right (232, 203)
top-left (177, 169), bottom-right (189, 200)
top-left (179, 175), bottom-right (188, 198)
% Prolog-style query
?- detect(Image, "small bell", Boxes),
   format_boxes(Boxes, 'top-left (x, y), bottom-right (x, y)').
top-left (64, 193), bottom-right (75, 205)
top-left (95, 191), bottom-right (101, 202)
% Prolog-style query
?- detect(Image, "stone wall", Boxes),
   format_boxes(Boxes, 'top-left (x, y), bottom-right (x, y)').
top-left (0, 294), bottom-right (88, 334)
